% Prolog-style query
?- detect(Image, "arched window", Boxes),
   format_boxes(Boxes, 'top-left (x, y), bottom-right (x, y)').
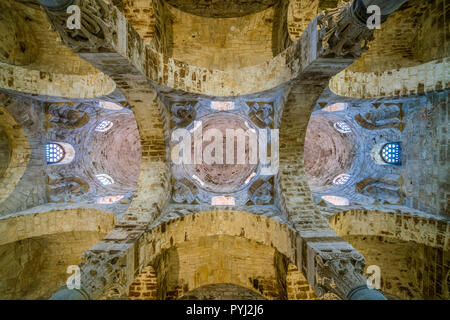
top-left (334, 121), bottom-right (352, 134)
top-left (95, 120), bottom-right (114, 132)
top-left (322, 103), bottom-right (348, 112)
top-left (381, 142), bottom-right (401, 165)
top-left (321, 195), bottom-right (350, 206)
top-left (96, 174), bottom-right (114, 185)
top-left (98, 101), bottom-right (123, 110)
top-left (96, 195), bottom-right (124, 204)
top-left (45, 143), bottom-right (65, 164)
top-left (45, 142), bottom-right (75, 165)
top-left (333, 174), bottom-right (351, 185)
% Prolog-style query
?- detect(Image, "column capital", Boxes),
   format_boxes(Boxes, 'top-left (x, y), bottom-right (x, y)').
top-left (317, 1), bottom-right (375, 58)
top-left (314, 249), bottom-right (373, 299)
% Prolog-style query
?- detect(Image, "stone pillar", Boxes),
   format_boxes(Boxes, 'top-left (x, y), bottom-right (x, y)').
top-left (347, 285), bottom-right (387, 300)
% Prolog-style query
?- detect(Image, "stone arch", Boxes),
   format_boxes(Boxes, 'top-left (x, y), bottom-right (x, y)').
top-left (0, 0), bottom-right (115, 98)
top-left (0, 106), bottom-right (30, 205)
top-left (0, 208), bottom-right (115, 299)
top-left (329, 0), bottom-right (448, 98)
top-left (329, 210), bottom-right (449, 250)
top-left (329, 209), bottom-right (450, 299)
top-left (0, 0), bottom-right (38, 66)
top-left (0, 208), bottom-right (116, 246)
top-left (139, 210), bottom-right (303, 299)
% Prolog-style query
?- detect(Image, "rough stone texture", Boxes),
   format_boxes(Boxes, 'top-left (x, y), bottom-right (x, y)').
top-left (0, 231), bottom-right (108, 299)
top-left (170, 5), bottom-right (275, 70)
top-left (311, 89), bottom-right (449, 218)
top-left (0, 93), bottom-right (44, 214)
top-left (126, 266), bottom-right (158, 300)
top-left (179, 283), bottom-right (267, 300)
top-left (286, 264), bottom-right (317, 300)
top-left (330, 210), bottom-right (450, 251)
top-left (0, 208), bottom-right (115, 299)
top-left (0, 0), bottom-right (116, 98)
top-left (345, 235), bottom-right (449, 300)
top-left (164, 0), bottom-right (278, 18)
top-left (0, 0), bottom-right (447, 301)
top-left (330, 0), bottom-right (449, 98)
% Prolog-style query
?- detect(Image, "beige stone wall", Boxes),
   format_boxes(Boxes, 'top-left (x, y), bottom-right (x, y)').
top-left (0, 106), bottom-right (30, 205)
top-left (0, 231), bottom-right (109, 299)
top-left (0, 209), bottom-right (115, 246)
top-left (179, 283), bottom-right (267, 300)
top-left (346, 235), bottom-right (449, 300)
top-left (150, 234), bottom-right (287, 300)
top-left (170, 5), bottom-right (275, 70)
top-left (0, 0), bottom-right (115, 98)
top-left (127, 266), bottom-right (158, 300)
top-left (286, 264), bottom-right (317, 300)
top-left (330, 210), bottom-right (450, 251)
top-left (287, 0), bottom-right (319, 41)
top-left (330, 0), bottom-right (449, 98)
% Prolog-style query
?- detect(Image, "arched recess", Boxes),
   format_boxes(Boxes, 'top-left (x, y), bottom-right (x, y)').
top-left (329, 210), bottom-right (449, 299)
top-left (329, 0), bottom-right (449, 98)
top-left (0, 106), bottom-right (30, 205)
top-left (138, 210), bottom-right (303, 300)
top-left (0, 0), bottom-right (115, 98)
top-left (0, 209), bottom-right (115, 299)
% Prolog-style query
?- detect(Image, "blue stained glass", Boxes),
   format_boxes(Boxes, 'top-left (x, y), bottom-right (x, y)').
top-left (381, 143), bottom-right (401, 165)
top-left (46, 143), bottom-right (65, 164)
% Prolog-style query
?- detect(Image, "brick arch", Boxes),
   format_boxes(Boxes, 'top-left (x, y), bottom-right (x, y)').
top-left (0, 106), bottom-right (30, 205)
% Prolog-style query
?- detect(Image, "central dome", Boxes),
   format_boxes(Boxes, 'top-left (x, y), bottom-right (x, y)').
top-left (183, 113), bottom-right (259, 193)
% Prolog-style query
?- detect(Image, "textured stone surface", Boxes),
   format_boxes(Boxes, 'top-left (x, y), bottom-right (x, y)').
top-left (0, 0), bottom-right (447, 301)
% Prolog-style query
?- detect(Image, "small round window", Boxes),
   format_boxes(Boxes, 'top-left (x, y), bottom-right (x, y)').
top-left (381, 142), bottom-right (401, 165)
top-left (334, 121), bottom-right (352, 133)
top-left (46, 143), bottom-right (65, 164)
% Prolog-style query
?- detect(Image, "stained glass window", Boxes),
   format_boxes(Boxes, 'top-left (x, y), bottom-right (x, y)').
top-left (95, 120), bottom-right (114, 132)
top-left (45, 143), bottom-right (65, 164)
top-left (381, 142), bottom-right (401, 165)
top-left (334, 121), bottom-right (352, 133)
